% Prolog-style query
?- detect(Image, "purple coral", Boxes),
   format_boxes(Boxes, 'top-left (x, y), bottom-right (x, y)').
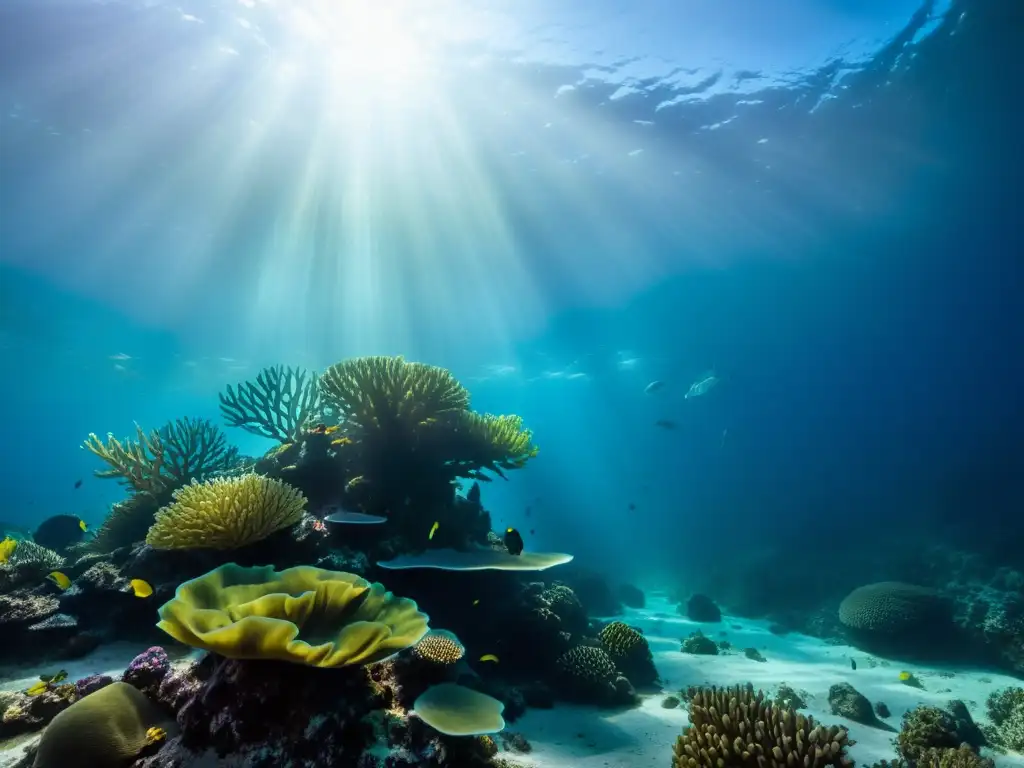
top-left (74, 674), bottom-right (113, 698)
top-left (123, 646), bottom-right (171, 693)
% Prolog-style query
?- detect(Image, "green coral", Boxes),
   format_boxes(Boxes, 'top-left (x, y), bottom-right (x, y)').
top-left (598, 621), bottom-right (657, 686)
top-left (219, 365), bottom-right (321, 442)
top-left (157, 563), bottom-right (429, 667)
top-left (983, 686), bottom-right (1024, 752)
top-left (681, 631), bottom-right (719, 655)
top-left (897, 706), bottom-right (961, 763)
top-left (443, 413), bottom-right (539, 480)
top-left (146, 474), bottom-right (307, 550)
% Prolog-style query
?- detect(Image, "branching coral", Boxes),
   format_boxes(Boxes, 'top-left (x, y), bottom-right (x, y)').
top-left (673, 684), bottom-right (853, 768)
top-left (157, 563), bottom-right (429, 667)
top-left (84, 417), bottom-right (239, 496)
top-left (983, 686), bottom-right (1024, 752)
top-left (219, 365), bottom-right (321, 442)
top-left (444, 413), bottom-right (539, 479)
top-left (146, 474), bottom-right (307, 550)
top-left (319, 355), bottom-right (470, 430)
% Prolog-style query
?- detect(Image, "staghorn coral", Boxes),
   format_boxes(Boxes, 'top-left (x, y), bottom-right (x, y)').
top-left (219, 364), bottom-right (321, 442)
top-left (146, 473), bottom-right (306, 550)
top-left (672, 684), bottom-right (854, 768)
top-left (599, 621), bottom-right (658, 686)
top-left (84, 417), bottom-right (239, 496)
top-left (156, 563), bottom-right (429, 667)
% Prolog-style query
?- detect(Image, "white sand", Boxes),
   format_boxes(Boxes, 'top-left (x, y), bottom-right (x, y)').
top-left (508, 594), bottom-right (1024, 767)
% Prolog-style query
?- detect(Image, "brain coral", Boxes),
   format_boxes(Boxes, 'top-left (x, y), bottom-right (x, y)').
top-left (146, 474), bottom-right (306, 550)
top-left (157, 563), bottom-right (429, 667)
top-left (598, 621), bottom-right (658, 686)
top-left (672, 684), bottom-right (853, 768)
top-left (33, 681), bottom-right (174, 768)
top-left (838, 582), bottom-right (949, 635)
top-left (555, 646), bottom-right (636, 706)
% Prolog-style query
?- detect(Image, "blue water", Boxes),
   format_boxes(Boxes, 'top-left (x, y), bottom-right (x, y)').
top-left (0, 0), bottom-right (1020, 584)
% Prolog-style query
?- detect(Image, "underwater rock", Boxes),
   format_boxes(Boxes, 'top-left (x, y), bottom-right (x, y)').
top-left (123, 646), bottom-right (173, 696)
top-left (0, 592), bottom-right (60, 627)
top-left (828, 682), bottom-right (895, 731)
top-left (874, 701), bottom-right (891, 718)
top-left (74, 673), bottom-right (113, 698)
top-left (0, 684), bottom-right (77, 740)
top-left (744, 647), bottom-right (767, 662)
top-left (617, 583), bottom-right (645, 609)
top-left (684, 593), bottom-right (722, 622)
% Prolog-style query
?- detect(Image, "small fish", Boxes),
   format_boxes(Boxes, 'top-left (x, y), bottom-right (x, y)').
top-left (310, 423), bottom-right (327, 434)
top-left (655, 419), bottom-right (678, 430)
top-left (0, 537), bottom-right (17, 564)
top-left (345, 476), bottom-right (366, 490)
top-left (685, 373), bottom-right (718, 399)
top-left (479, 654), bottom-right (500, 664)
top-left (529, 528), bottom-right (535, 535)
top-left (504, 527), bottom-right (524, 556)
top-left (130, 579), bottom-right (153, 598)
top-left (331, 437), bottom-right (353, 446)
top-left (47, 571), bottom-right (71, 590)
top-left (324, 510), bottom-right (387, 525)
top-left (281, 464), bottom-right (298, 471)
top-left (428, 521), bottom-right (440, 540)
top-left (628, 502), bottom-right (636, 511)
top-left (78, 519), bottom-right (88, 532)
top-left (145, 726), bottom-right (167, 744)
top-left (74, 479), bottom-right (83, 489)
top-left (472, 599), bottom-right (480, 606)
top-left (644, 380), bottom-right (666, 395)
top-left (850, 658), bottom-right (857, 671)
top-left (311, 519), bottom-right (328, 533)
top-left (24, 681), bottom-right (48, 696)
top-left (323, 425), bottom-right (340, 434)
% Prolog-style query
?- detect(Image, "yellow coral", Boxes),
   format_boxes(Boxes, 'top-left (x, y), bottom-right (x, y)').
top-left (451, 412), bottom-right (538, 475)
top-left (157, 563), bottom-right (429, 667)
top-left (84, 424), bottom-right (168, 495)
top-left (146, 474), bottom-right (306, 550)
top-left (413, 629), bottom-right (466, 665)
top-left (318, 355), bottom-right (470, 430)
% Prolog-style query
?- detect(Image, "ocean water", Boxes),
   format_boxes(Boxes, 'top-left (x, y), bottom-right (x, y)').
top-left (0, 0), bottom-right (1022, 765)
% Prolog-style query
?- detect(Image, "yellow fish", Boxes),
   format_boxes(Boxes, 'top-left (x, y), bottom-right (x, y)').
top-left (428, 521), bottom-right (440, 540)
top-left (145, 726), bottom-right (167, 744)
top-left (479, 654), bottom-right (500, 664)
top-left (331, 437), bottom-right (353, 446)
top-left (324, 425), bottom-right (340, 434)
top-left (40, 670), bottom-right (67, 684)
top-left (898, 671), bottom-right (911, 681)
top-left (130, 579), bottom-right (153, 598)
top-left (78, 519), bottom-right (88, 532)
top-left (47, 571), bottom-right (71, 590)
top-left (25, 681), bottom-right (48, 696)
top-left (0, 537), bottom-right (17, 564)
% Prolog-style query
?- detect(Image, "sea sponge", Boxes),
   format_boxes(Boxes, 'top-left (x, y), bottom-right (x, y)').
top-left (156, 563), bottom-right (429, 667)
top-left (413, 629), bottom-right (466, 665)
top-left (412, 683), bottom-right (506, 736)
top-left (838, 582), bottom-right (949, 636)
top-left (146, 474), bottom-right (306, 550)
top-left (219, 365), bottom-right (321, 442)
top-left (32, 681), bottom-right (174, 768)
top-left (672, 684), bottom-right (853, 768)
top-left (598, 621), bottom-right (658, 686)
top-left (319, 355), bottom-right (470, 430)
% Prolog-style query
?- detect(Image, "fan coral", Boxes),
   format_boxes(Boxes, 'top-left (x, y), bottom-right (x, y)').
top-left (672, 684), bottom-right (853, 768)
top-left (413, 629), bottom-right (466, 665)
top-left (32, 682), bottom-right (175, 768)
top-left (84, 417), bottom-right (239, 497)
top-left (219, 365), bottom-right (321, 442)
top-left (156, 563), bottom-right (429, 667)
top-left (599, 621), bottom-right (658, 686)
top-left (146, 474), bottom-right (306, 550)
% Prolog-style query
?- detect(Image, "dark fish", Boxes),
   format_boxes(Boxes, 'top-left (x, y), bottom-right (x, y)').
top-left (628, 502), bottom-right (636, 511)
top-left (644, 380), bottom-right (666, 395)
top-left (850, 658), bottom-right (857, 670)
top-left (655, 419), bottom-right (678, 430)
top-left (323, 510), bottom-right (387, 525)
top-left (504, 527), bottom-right (524, 556)
top-left (529, 529), bottom-right (535, 535)
top-left (73, 479), bottom-right (82, 489)
top-left (34, 514), bottom-right (87, 552)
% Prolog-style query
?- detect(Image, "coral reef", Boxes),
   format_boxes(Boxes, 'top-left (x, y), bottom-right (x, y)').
top-left (219, 364), bottom-right (322, 442)
top-left (672, 684), bottom-right (854, 767)
top-left (838, 582), bottom-right (953, 655)
top-left (598, 621), bottom-right (658, 686)
top-left (982, 686), bottom-right (1024, 752)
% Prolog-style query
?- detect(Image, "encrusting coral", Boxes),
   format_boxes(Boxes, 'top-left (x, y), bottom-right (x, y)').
top-left (156, 563), bottom-right (429, 666)
top-left (672, 684), bottom-right (853, 768)
top-left (219, 364), bottom-right (322, 443)
top-left (146, 474), bottom-right (307, 550)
